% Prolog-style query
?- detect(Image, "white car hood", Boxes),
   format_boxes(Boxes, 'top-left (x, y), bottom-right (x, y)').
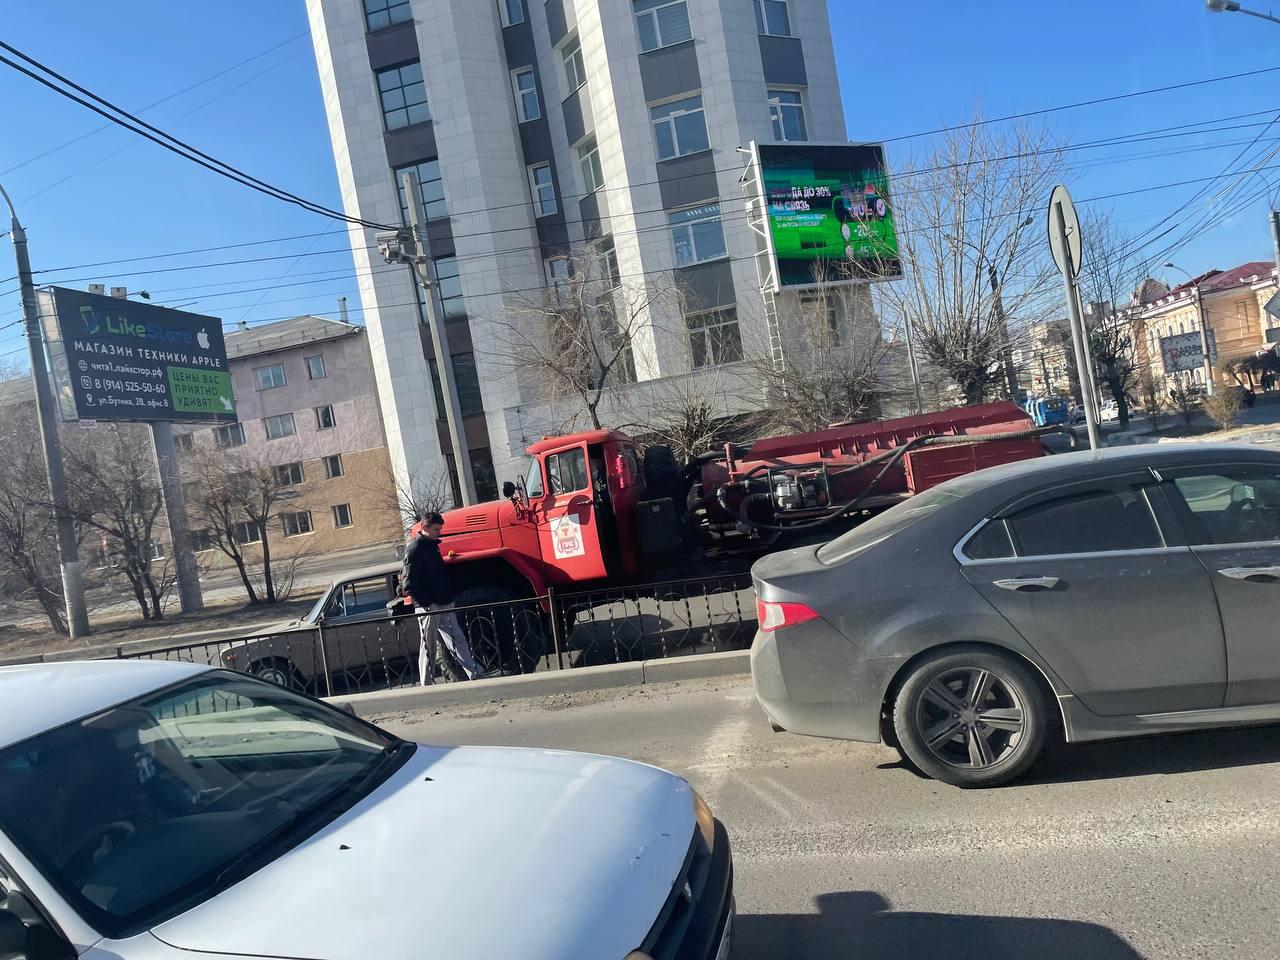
top-left (150, 744), bottom-right (693, 960)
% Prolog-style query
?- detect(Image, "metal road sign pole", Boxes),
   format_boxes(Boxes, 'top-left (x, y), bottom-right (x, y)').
top-left (149, 420), bottom-right (203, 614)
top-left (1271, 209), bottom-right (1280, 292)
top-left (1, 183), bottom-right (91, 639)
top-left (1050, 190), bottom-right (1100, 451)
top-left (400, 171), bottom-right (476, 507)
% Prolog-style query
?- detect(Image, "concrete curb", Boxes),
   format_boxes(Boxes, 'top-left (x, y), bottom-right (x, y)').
top-left (332, 649), bottom-right (751, 717)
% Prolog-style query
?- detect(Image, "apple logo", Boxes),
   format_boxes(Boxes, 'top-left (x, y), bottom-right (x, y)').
top-left (197, 328), bottom-right (210, 350)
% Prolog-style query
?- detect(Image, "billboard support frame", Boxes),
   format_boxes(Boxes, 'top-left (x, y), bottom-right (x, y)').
top-left (740, 143), bottom-right (786, 372)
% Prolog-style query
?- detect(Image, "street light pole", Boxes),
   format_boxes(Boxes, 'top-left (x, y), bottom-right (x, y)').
top-left (1205, 0), bottom-right (1280, 25)
top-left (0, 182), bottom-right (91, 639)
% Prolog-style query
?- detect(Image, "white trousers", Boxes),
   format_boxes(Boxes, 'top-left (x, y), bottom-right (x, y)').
top-left (416, 604), bottom-right (481, 684)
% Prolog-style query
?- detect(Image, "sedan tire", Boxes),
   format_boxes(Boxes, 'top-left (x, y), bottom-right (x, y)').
top-left (892, 647), bottom-right (1048, 788)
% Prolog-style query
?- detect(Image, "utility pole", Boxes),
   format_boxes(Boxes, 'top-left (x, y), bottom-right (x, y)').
top-left (988, 264), bottom-right (1019, 400)
top-left (1270, 209), bottom-right (1279, 283)
top-left (379, 171), bottom-right (476, 506)
top-left (1191, 283), bottom-right (1215, 396)
top-left (0, 183), bottom-right (91, 639)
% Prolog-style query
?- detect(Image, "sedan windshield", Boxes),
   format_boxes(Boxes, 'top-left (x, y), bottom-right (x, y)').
top-left (0, 672), bottom-right (409, 939)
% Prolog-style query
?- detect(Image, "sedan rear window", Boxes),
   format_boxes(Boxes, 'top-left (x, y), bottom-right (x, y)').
top-left (817, 480), bottom-right (971, 564)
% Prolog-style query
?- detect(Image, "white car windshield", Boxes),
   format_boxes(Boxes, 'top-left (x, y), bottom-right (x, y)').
top-left (0, 672), bottom-right (409, 940)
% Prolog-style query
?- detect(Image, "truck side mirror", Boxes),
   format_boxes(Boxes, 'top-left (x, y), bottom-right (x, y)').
top-left (502, 481), bottom-right (517, 499)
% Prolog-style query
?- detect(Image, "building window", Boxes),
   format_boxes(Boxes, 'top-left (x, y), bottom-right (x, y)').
top-left (669, 203), bottom-right (727, 267)
top-left (364, 0), bottom-right (411, 31)
top-left (191, 529), bottom-right (214, 553)
top-left (429, 352), bottom-right (484, 419)
top-left (511, 67), bottom-right (541, 122)
top-left (305, 354), bottom-right (327, 380)
top-left (754, 0), bottom-right (791, 36)
top-left (282, 511), bottom-right (314, 538)
top-left (376, 61), bottom-right (429, 131)
top-left (687, 307), bottom-right (743, 368)
top-left (499, 0), bottom-right (525, 26)
top-left (599, 238), bottom-right (622, 288)
top-left (254, 363), bottom-right (286, 390)
top-left (470, 448), bottom-right (499, 502)
top-left (634, 0), bottom-right (692, 52)
top-left (395, 159), bottom-right (448, 223)
top-left (768, 89), bottom-right (807, 142)
top-left (577, 137), bottom-right (604, 192)
top-left (233, 521), bottom-right (262, 545)
top-left (173, 432), bottom-right (194, 452)
top-left (213, 423), bottom-right (245, 448)
top-left (528, 163), bottom-right (557, 217)
top-left (563, 38), bottom-right (587, 92)
top-left (332, 503), bottom-right (354, 529)
top-left (434, 256), bottom-right (465, 320)
top-left (651, 95), bottom-right (709, 161)
top-left (275, 462), bottom-right (305, 486)
top-left (315, 404), bottom-right (337, 430)
top-left (264, 413), bottom-right (296, 440)
top-left (149, 540), bottom-right (166, 561)
top-left (545, 256), bottom-right (571, 299)
top-left (324, 454), bottom-right (344, 479)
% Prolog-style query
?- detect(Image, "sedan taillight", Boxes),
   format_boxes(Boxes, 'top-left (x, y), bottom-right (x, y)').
top-left (756, 599), bottom-right (820, 632)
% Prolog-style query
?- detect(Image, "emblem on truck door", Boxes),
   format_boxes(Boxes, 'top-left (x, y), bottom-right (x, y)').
top-left (551, 514), bottom-right (585, 559)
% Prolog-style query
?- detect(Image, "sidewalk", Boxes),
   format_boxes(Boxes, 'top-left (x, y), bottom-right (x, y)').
top-left (330, 649), bottom-right (752, 717)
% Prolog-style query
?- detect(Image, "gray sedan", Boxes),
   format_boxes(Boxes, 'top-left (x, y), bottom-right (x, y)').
top-left (750, 444), bottom-right (1280, 787)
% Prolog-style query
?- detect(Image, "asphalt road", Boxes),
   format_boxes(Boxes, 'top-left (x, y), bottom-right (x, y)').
top-left (373, 676), bottom-right (1280, 960)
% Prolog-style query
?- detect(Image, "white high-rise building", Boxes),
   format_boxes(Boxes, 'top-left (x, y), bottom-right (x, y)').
top-left (306, 0), bottom-right (854, 502)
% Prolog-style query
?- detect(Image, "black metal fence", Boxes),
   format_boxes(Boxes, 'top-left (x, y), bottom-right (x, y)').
top-left (117, 573), bottom-right (758, 698)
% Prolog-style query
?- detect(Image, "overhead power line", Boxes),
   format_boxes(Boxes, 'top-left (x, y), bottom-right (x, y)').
top-left (0, 39), bottom-right (394, 232)
top-left (881, 63), bottom-right (1280, 143)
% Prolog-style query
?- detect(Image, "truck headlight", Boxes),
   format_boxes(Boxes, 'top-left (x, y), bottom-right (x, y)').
top-left (692, 789), bottom-right (715, 852)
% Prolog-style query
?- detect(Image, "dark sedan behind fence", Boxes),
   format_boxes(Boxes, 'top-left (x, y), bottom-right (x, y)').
top-left (117, 573), bottom-right (757, 696)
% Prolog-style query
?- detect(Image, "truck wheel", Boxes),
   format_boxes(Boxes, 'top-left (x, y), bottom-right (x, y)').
top-left (252, 657), bottom-right (305, 691)
top-left (891, 648), bottom-right (1047, 788)
top-left (453, 585), bottom-right (546, 674)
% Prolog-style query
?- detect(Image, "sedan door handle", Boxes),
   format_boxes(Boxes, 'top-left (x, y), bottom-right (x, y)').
top-left (992, 576), bottom-right (1060, 592)
top-left (1218, 566), bottom-right (1280, 582)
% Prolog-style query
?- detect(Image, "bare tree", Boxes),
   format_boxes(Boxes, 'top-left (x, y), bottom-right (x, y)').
top-left (618, 367), bottom-right (754, 463)
top-left (488, 242), bottom-right (682, 430)
top-left (877, 117), bottom-right (1066, 405)
top-left (388, 467), bottom-right (456, 527)
top-left (184, 444), bottom-right (297, 605)
top-left (752, 270), bottom-right (891, 433)
top-left (1138, 369), bottom-right (1165, 431)
top-left (0, 390), bottom-right (69, 636)
top-left (1078, 212), bottom-right (1150, 430)
top-left (63, 425), bottom-right (169, 620)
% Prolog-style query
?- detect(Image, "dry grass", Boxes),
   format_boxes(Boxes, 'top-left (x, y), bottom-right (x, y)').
top-left (0, 592), bottom-right (321, 660)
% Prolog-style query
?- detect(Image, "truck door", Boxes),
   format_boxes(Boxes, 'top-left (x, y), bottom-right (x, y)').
top-left (538, 444), bottom-right (609, 582)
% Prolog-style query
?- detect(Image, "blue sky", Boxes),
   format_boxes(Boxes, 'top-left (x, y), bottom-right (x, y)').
top-left (0, 0), bottom-right (1277, 368)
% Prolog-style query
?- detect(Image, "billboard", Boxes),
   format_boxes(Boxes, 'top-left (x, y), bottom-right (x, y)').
top-left (753, 141), bottom-right (902, 290)
top-left (1160, 332), bottom-right (1204, 374)
top-left (47, 287), bottom-right (237, 423)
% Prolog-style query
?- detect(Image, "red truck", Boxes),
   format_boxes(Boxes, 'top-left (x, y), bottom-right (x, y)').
top-left (422, 401), bottom-right (1048, 638)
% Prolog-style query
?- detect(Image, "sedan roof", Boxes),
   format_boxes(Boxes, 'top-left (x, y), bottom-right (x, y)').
top-left (0, 660), bottom-right (210, 750)
top-left (944, 442), bottom-right (1279, 495)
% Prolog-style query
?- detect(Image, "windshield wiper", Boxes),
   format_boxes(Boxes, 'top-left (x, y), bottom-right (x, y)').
top-left (210, 804), bottom-right (302, 891)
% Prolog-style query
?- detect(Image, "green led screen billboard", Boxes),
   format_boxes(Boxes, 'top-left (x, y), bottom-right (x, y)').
top-left (756, 142), bottom-right (902, 289)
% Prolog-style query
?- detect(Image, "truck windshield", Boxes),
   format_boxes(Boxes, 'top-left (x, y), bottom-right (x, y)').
top-left (0, 672), bottom-right (410, 940)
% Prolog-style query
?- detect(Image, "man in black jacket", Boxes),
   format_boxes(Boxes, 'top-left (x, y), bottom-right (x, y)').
top-left (402, 513), bottom-right (482, 684)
